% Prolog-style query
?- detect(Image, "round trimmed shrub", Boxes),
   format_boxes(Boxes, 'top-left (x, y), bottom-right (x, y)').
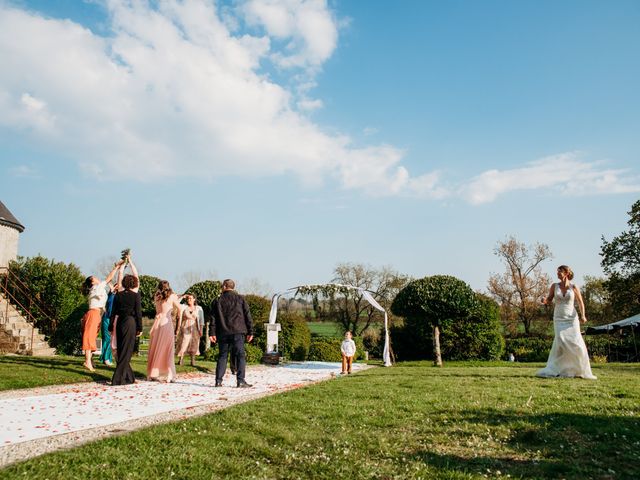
top-left (440, 294), bottom-right (505, 360)
top-left (307, 338), bottom-right (342, 362)
top-left (185, 280), bottom-right (222, 316)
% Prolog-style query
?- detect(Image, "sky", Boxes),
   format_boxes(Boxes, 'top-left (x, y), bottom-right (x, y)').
top-left (1, 0), bottom-right (639, 295)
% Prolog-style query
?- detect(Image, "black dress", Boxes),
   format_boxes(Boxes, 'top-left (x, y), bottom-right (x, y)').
top-left (110, 289), bottom-right (142, 385)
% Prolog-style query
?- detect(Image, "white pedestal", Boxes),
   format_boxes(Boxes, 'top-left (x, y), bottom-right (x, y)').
top-left (265, 323), bottom-right (281, 354)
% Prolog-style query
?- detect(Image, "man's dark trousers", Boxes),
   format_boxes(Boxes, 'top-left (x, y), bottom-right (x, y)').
top-left (216, 334), bottom-right (247, 385)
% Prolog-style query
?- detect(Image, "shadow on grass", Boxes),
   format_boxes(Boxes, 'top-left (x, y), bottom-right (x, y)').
top-left (0, 355), bottom-right (146, 383)
top-left (411, 410), bottom-right (640, 479)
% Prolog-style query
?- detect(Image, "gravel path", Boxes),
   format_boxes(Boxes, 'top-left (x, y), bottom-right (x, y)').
top-left (0, 362), bottom-right (369, 467)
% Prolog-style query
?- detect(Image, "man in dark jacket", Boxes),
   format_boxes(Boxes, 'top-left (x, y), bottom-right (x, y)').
top-left (209, 279), bottom-right (254, 387)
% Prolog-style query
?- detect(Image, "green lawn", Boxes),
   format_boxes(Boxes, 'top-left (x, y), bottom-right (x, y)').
top-left (2, 361), bottom-right (639, 479)
top-left (0, 355), bottom-right (216, 391)
top-left (307, 321), bottom-right (343, 338)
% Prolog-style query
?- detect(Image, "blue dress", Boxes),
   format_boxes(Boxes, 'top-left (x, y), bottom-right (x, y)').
top-left (100, 292), bottom-right (115, 364)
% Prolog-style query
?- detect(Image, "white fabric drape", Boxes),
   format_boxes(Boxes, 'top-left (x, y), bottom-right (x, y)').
top-left (268, 284), bottom-right (392, 367)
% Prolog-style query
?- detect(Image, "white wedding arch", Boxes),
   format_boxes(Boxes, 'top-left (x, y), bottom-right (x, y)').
top-left (268, 283), bottom-right (392, 367)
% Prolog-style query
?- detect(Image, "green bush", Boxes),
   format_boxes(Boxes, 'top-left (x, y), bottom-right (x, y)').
top-left (362, 327), bottom-right (382, 358)
top-left (441, 294), bottom-right (505, 360)
top-left (353, 336), bottom-right (366, 360)
top-left (202, 342), bottom-right (262, 364)
top-left (138, 275), bottom-right (161, 318)
top-left (245, 294), bottom-right (272, 351)
top-left (275, 312), bottom-right (311, 361)
top-left (307, 338), bottom-right (342, 362)
top-left (504, 332), bottom-right (640, 362)
top-left (245, 343), bottom-right (263, 364)
top-left (392, 293), bottom-right (505, 361)
top-left (8, 256), bottom-right (86, 353)
top-left (585, 333), bottom-right (639, 362)
top-left (504, 337), bottom-right (552, 362)
top-left (185, 280), bottom-right (222, 317)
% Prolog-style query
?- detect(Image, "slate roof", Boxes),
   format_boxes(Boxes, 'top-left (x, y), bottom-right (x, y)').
top-left (0, 201), bottom-right (25, 232)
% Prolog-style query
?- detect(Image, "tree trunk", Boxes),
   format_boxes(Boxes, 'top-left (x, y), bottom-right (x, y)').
top-left (432, 324), bottom-right (443, 367)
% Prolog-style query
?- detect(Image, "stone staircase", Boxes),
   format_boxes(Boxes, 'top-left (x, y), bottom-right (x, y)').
top-left (0, 293), bottom-right (56, 356)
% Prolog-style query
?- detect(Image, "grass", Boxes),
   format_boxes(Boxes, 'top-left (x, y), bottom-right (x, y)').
top-left (306, 321), bottom-right (382, 338)
top-left (307, 321), bottom-right (343, 338)
top-left (0, 355), bottom-right (217, 391)
top-left (2, 361), bottom-right (639, 479)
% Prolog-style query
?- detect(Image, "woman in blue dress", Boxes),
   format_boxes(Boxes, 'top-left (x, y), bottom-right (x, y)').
top-left (100, 285), bottom-right (117, 365)
top-left (100, 262), bottom-right (125, 365)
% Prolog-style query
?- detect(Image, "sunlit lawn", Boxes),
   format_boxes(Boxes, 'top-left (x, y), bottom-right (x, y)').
top-left (1, 361), bottom-right (639, 479)
top-left (0, 355), bottom-right (216, 391)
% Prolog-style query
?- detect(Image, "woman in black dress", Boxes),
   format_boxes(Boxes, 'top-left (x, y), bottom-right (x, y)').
top-left (109, 274), bottom-right (142, 385)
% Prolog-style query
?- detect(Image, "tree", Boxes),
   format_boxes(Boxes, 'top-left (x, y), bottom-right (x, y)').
top-left (324, 263), bottom-right (410, 336)
top-left (600, 200), bottom-right (640, 318)
top-left (487, 236), bottom-right (553, 335)
top-left (601, 200), bottom-right (640, 276)
top-left (138, 275), bottom-right (161, 318)
top-left (582, 276), bottom-right (614, 325)
top-left (391, 275), bottom-right (477, 366)
top-left (184, 280), bottom-right (222, 316)
top-left (7, 255), bottom-right (86, 353)
top-left (440, 294), bottom-right (505, 361)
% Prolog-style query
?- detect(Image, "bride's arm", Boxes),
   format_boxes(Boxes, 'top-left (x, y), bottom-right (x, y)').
top-left (573, 285), bottom-right (587, 323)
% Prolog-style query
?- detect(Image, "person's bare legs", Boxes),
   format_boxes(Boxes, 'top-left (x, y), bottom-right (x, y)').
top-left (190, 354), bottom-right (196, 366)
top-left (84, 350), bottom-right (95, 371)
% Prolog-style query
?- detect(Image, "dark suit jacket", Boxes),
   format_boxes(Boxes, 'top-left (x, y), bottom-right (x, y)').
top-left (210, 290), bottom-right (253, 337)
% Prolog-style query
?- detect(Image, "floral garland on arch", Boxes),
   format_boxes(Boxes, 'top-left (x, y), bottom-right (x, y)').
top-left (268, 283), bottom-right (392, 367)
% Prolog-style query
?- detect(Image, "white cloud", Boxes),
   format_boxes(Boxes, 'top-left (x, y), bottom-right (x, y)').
top-left (240, 0), bottom-right (338, 70)
top-left (297, 97), bottom-right (323, 111)
top-left (461, 152), bottom-right (640, 204)
top-left (0, 2), bottom-right (637, 204)
top-left (0, 0), bottom-right (420, 195)
top-left (8, 164), bottom-right (39, 178)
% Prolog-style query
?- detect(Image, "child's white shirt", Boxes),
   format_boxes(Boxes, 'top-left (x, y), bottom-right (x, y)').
top-left (341, 339), bottom-right (356, 357)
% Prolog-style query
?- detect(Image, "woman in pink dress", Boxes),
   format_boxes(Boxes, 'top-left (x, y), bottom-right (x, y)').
top-left (147, 280), bottom-right (181, 382)
top-left (176, 294), bottom-right (202, 366)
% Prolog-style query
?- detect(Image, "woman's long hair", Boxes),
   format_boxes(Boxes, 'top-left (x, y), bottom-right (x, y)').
top-left (82, 276), bottom-right (94, 296)
top-left (154, 280), bottom-right (173, 302)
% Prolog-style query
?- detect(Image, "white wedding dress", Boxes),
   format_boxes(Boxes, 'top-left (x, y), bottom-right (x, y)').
top-left (537, 283), bottom-right (596, 380)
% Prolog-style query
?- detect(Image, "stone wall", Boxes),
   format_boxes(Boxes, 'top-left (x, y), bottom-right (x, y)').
top-left (0, 224), bottom-right (19, 269)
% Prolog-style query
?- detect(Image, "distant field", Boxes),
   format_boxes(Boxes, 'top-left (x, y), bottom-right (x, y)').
top-left (306, 321), bottom-right (342, 338)
top-left (306, 321), bottom-right (382, 338)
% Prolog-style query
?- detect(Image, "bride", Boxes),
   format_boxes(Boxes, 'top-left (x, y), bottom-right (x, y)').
top-left (537, 265), bottom-right (596, 379)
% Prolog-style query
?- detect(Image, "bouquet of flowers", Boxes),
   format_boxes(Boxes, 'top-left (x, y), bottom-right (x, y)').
top-left (121, 248), bottom-right (131, 263)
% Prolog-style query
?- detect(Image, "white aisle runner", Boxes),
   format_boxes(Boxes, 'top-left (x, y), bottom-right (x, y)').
top-left (1, 362), bottom-right (365, 446)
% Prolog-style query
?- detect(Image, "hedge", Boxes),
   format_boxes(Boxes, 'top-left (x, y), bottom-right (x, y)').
top-left (505, 332), bottom-right (640, 362)
top-left (308, 338), bottom-right (343, 362)
top-left (202, 342), bottom-right (262, 364)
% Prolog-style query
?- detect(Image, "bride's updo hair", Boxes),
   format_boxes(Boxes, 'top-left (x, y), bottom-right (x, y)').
top-left (154, 280), bottom-right (173, 301)
top-left (558, 265), bottom-right (574, 280)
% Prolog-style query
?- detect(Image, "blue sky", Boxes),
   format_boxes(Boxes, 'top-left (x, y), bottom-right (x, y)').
top-left (1, 0), bottom-right (638, 295)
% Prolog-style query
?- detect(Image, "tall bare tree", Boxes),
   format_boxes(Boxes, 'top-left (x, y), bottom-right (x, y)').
top-left (487, 236), bottom-right (553, 335)
top-left (330, 263), bottom-right (411, 335)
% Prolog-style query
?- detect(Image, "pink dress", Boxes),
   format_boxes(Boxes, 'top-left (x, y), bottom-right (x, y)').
top-left (147, 295), bottom-right (177, 382)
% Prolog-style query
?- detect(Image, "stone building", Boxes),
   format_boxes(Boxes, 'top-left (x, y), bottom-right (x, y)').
top-left (0, 200), bottom-right (24, 269)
